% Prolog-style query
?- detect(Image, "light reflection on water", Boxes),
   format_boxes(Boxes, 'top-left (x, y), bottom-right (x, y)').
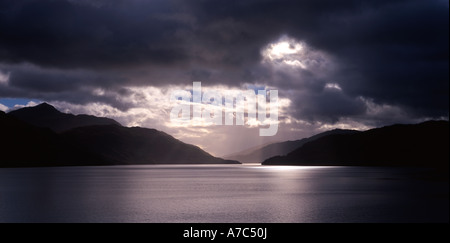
top-left (0, 164), bottom-right (447, 223)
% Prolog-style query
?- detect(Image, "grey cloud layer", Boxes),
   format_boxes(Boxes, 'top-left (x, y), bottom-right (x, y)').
top-left (0, 0), bottom-right (448, 124)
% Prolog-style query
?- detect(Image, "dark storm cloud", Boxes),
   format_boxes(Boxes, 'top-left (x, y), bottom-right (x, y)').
top-left (288, 89), bottom-right (368, 124)
top-left (0, 0), bottom-right (189, 69)
top-left (322, 0), bottom-right (450, 119)
top-left (0, 0), bottom-right (448, 123)
top-left (0, 0), bottom-right (387, 69)
top-left (0, 63), bottom-right (133, 110)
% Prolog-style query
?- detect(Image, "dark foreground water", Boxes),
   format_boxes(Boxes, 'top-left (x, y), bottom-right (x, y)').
top-left (0, 165), bottom-right (447, 223)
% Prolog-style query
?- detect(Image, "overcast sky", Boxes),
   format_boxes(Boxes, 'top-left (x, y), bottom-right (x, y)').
top-left (0, 0), bottom-right (448, 156)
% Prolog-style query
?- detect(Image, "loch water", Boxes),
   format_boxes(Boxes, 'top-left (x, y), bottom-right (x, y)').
top-left (0, 164), bottom-right (447, 223)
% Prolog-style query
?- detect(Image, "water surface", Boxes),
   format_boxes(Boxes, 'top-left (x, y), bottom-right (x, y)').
top-left (0, 165), bottom-right (447, 222)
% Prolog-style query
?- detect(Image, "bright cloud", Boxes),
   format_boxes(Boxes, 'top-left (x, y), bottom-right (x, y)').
top-left (0, 70), bottom-right (9, 85)
top-left (11, 101), bottom-right (41, 110)
top-left (264, 40), bottom-right (304, 60)
top-left (48, 83), bottom-right (293, 155)
top-left (0, 103), bottom-right (8, 112)
top-left (261, 35), bottom-right (332, 71)
top-left (325, 83), bottom-right (342, 91)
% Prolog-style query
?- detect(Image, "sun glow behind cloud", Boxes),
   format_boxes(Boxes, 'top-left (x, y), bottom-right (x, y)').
top-left (262, 36), bottom-right (306, 68)
top-left (261, 36), bottom-right (332, 71)
top-left (265, 40), bottom-right (304, 59)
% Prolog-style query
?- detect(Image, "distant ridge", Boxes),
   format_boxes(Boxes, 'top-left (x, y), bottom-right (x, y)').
top-left (225, 129), bottom-right (359, 163)
top-left (8, 102), bottom-right (121, 132)
top-left (1, 104), bottom-right (239, 167)
top-left (263, 120), bottom-right (449, 168)
top-left (62, 124), bottom-right (238, 165)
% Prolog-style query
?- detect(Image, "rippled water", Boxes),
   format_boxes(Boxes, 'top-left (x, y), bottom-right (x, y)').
top-left (0, 164), bottom-right (447, 223)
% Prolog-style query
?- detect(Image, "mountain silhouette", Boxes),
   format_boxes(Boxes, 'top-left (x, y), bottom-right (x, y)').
top-left (0, 110), bottom-right (109, 167)
top-left (263, 121), bottom-right (449, 168)
top-left (1, 104), bottom-right (239, 167)
top-left (225, 129), bottom-right (359, 163)
top-left (8, 102), bottom-right (121, 132)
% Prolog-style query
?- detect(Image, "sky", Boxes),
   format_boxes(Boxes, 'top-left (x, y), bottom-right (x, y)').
top-left (0, 0), bottom-right (448, 156)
